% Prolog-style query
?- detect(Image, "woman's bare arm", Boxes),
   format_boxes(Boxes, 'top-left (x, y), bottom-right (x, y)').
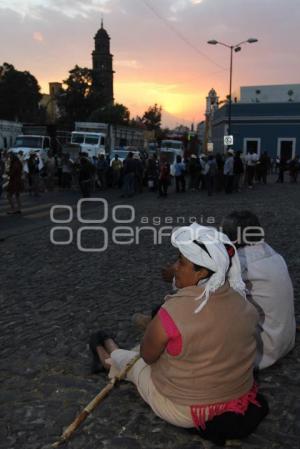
top-left (140, 314), bottom-right (168, 365)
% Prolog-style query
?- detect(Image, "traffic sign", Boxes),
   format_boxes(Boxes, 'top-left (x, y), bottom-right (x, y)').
top-left (224, 135), bottom-right (234, 146)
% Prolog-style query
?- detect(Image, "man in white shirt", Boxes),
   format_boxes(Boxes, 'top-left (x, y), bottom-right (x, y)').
top-left (223, 149), bottom-right (234, 194)
top-left (222, 210), bottom-right (296, 369)
top-left (245, 150), bottom-right (258, 188)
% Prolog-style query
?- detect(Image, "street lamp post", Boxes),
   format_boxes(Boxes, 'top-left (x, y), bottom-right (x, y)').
top-left (207, 38), bottom-right (258, 138)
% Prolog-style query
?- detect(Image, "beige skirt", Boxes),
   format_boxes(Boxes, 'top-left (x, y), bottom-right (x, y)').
top-left (107, 348), bottom-right (194, 428)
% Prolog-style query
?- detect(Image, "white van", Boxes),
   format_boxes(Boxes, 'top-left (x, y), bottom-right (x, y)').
top-left (71, 131), bottom-right (106, 158)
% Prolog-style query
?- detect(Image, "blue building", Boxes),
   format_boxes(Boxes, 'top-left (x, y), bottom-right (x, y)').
top-left (212, 102), bottom-right (300, 160)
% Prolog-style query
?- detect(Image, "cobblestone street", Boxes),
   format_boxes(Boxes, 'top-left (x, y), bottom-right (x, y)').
top-left (1, 180), bottom-right (300, 449)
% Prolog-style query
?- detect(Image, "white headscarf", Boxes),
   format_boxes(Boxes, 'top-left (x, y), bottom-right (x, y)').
top-left (171, 223), bottom-right (246, 313)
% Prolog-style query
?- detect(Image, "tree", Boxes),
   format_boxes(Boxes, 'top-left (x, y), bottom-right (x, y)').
top-left (0, 62), bottom-right (43, 122)
top-left (156, 127), bottom-right (170, 144)
top-left (57, 65), bottom-right (95, 125)
top-left (141, 104), bottom-right (162, 131)
top-left (89, 103), bottom-right (130, 125)
top-left (130, 116), bottom-right (145, 128)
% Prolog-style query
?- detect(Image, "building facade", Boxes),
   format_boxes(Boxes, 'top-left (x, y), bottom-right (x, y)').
top-left (0, 120), bottom-right (22, 149)
top-left (212, 102), bottom-right (300, 160)
top-left (40, 82), bottom-right (63, 124)
top-left (92, 20), bottom-right (114, 106)
top-left (208, 84), bottom-right (300, 159)
top-left (239, 84), bottom-right (300, 104)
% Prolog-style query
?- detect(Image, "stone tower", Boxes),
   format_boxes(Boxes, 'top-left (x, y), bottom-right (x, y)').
top-left (92, 19), bottom-right (114, 106)
top-left (204, 88), bottom-right (219, 152)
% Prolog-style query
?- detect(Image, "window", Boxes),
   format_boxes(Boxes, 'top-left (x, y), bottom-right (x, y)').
top-left (14, 136), bottom-right (43, 148)
top-left (243, 138), bottom-right (261, 156)
top-left (100, 136), bottom-right (105, 145)
top-left (277, 139), bottom-right (295, 160)
top-left (85, 135), bottom-right (99, 145)
top-left (72, 133), bottom-right (84, 144)
top-left (246, 141), bottom-right (258, 153)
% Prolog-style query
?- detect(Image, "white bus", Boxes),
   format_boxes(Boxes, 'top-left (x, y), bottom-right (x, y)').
top-left (71, 131), bottom-right (106, 158)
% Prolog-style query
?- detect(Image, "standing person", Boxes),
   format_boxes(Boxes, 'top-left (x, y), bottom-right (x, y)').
top-left (78, 156), bottom-right (93, 198)
top-left (276, 157), bottom-right (286, 183)
top-left (199, 155), bottom-right (207, 190)
top-left (158, 156), bottom-right (170, 197)
top-left (0, 150), bottom-right (5, 198)
top-left (223, 150), bottom-right (234, 194)
top-left (275, 156), bottom-right (280, 174)
top-left (105, 154), bottom-right (113, 188)
top-left (215, 153), bottom-right (225, 192)
top-left (245, 150), bottom-right (258, 189)
top-left (27, 153), bottom-right (40, 196)
top-left (56, 154), bottom-right (63, 188)
top-left (257, 152), bottom-right (269, 184)
top-left (6, 153), bottom-right (23, 214)
top-left (233, 151), bottom-right (244, 192)
top-left (97, 154), bottom-right (108, 190)
top-left (134, 153), bottom-right (144, 193)
top-left (222, 210), bottom-right (296, 369)
top-left (111, 154), bottom-right (123, 188)
top-left (204, 154), bottom-right (217, 196)
top-left (146, 154), bottom-right (159, 192)
top-left (91, 156), bottom-right (98, 192)
top-left (188, 154), bottom-right (200, 191)
top-left (90, 223), bottom-right (268, 445)
top-left (122, 152), bottom-right (136, 197)
top-left (288, 156), bottom-right (299, 183)
top-left (45, 152), bottom-right (56, 191)
top-left (174, 155), bottom-right (186, 193)
top-left (61, 154), bottom-right (73, 189)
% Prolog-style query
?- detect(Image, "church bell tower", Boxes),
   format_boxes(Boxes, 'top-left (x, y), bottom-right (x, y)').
top-left (92, 19), bottom-right (114, 106)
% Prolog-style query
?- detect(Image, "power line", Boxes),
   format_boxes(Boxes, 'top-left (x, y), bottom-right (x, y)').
top-left (141, 0), bottom-right (227, 72)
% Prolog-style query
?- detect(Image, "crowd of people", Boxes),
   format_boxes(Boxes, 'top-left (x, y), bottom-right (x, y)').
top-left (89, 211), bottom-right (296, 445)
top-left (0, 148), bottom-right (299, 213)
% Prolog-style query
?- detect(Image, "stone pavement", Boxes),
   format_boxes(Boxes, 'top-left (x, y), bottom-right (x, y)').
top-left (0, 180), bottom-right (300, 449)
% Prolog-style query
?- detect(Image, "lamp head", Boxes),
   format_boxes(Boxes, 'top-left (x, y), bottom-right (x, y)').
top-left (247, 38), bottom-right (258, 43)
top-left (207, 40), bottom-right (218, 45)
top-left (234, 46), bottom-right (242, 52)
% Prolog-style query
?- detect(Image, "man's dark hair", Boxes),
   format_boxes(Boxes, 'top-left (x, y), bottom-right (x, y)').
top-left (221, 210), bottom-right (262, 247)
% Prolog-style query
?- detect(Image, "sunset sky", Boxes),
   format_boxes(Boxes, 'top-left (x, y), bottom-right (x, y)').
top-left (1, 0), bottom-right (300, 127)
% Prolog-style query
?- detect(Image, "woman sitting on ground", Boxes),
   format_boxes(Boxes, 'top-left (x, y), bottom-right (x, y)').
top-left (90, 223), bottom-right (268, 445)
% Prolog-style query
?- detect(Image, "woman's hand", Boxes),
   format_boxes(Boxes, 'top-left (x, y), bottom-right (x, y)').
top-left (140, 314), bottom-right (168, 365)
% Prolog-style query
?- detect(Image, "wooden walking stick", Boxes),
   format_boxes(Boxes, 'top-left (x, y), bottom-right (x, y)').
top-left (52, 354), bottom-right (140, 448)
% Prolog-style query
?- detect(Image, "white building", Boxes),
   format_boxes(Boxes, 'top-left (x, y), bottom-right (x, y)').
top-left (0, 120), bottom-right (22, 150)
top-left (239, 84), bottom-right (300, 103)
